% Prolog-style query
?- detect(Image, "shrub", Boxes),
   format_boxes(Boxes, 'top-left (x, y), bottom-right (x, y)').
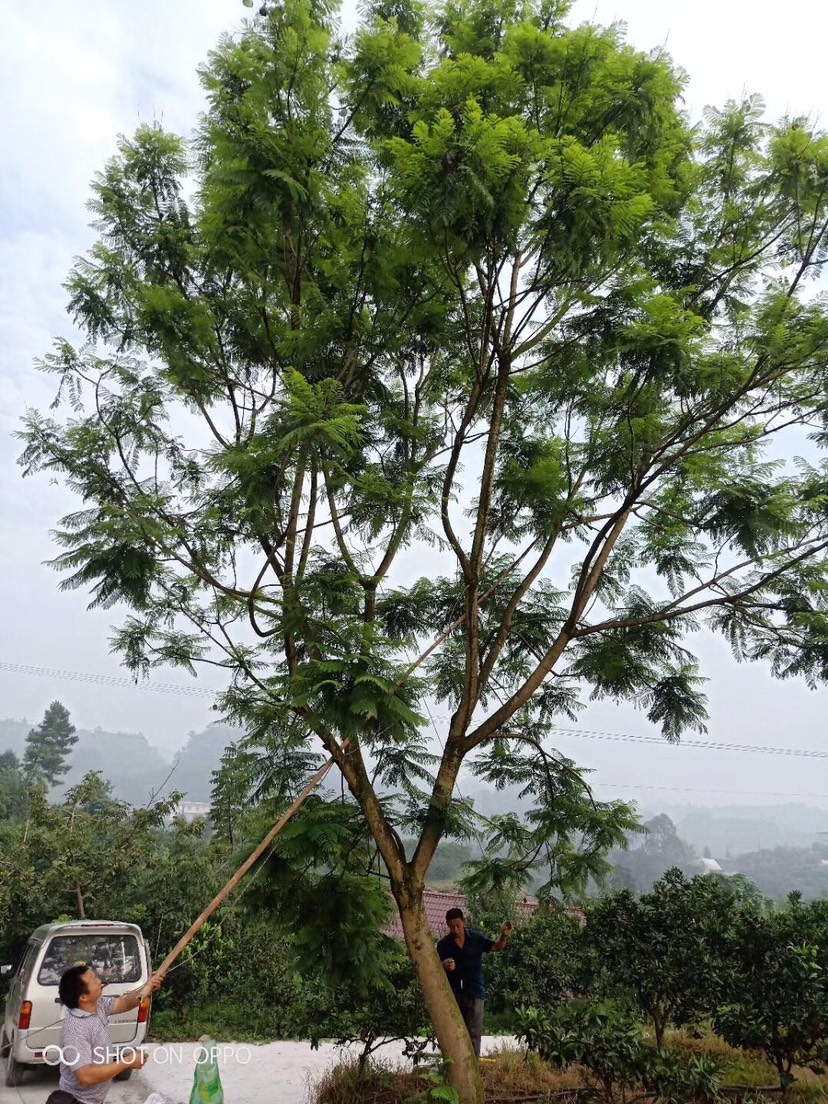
top-left (584, 870), bottom-right (739, 1046)
top-left (484, 907), bottom-right (586, 1025)
top-left (714, 897), bottom-right (828, 1094)
top-left (516, 1000), bottom-right (720, 1104)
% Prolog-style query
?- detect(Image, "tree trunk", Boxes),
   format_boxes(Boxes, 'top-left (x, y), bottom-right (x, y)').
top-left (398, 892), bottom-right (483, 1104)
top-left (654, 1015), bottom-right (665, 1049)
top-left (76, 883), bottom-right (86, 920)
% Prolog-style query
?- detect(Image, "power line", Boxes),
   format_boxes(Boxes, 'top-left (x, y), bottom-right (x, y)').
top-left (2, 659), bottom-right (826, 765)
top-left (423, 708), bottom-right (828, 800)
top-left (592, 781), bottom-right (828, 799)
top-left (0, 661), bottom-right (215, 698)
top-left (552, 726), bottom-right (828, 761)
top-left (426, 711), bottom-right (828, 762)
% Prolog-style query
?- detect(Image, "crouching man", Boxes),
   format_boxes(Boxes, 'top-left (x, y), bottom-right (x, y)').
top-left (46, 963), bottom-right (165, 1104)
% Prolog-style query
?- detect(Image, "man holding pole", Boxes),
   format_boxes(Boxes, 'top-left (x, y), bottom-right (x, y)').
top-left (437, 908), bottom-right (512, 1059)
top-left (48, 964), bottom-right (165, 1104)
top-left (37, 749), bottom-right (342, 1104)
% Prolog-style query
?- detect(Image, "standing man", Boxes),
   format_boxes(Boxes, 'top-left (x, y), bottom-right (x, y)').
top-left (48, 963), bottom-right (165, 1104)
top-left (436, 908), bottom-right (512, 1059)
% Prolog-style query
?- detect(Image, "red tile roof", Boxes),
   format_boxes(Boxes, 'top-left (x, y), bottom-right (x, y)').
top-left (384, 890), bottom-right (542, 941)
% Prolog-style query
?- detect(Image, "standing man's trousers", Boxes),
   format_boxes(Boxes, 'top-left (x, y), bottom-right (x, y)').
top-left (458, 994), bottom-right (485, 1058)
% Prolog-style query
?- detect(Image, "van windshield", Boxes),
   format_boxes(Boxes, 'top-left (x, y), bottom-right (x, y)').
top-left (37, 934), bottom-right (142, 986)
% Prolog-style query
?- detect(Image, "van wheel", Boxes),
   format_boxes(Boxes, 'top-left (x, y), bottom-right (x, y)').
top-left (3, 1034), bottom-right (26, 1088)
top-left (114, 1068), bottom-right (132, 1081)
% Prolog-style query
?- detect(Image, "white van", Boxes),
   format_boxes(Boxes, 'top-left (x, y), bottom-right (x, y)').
top-left (0, 920), bottom-right (153, 1087)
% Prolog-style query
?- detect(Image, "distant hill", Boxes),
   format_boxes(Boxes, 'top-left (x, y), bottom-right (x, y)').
top-left (0, 717), bottom-right (241, 807)
top-left (4, 711), bottom-right (828, 865)
top-left (0, 718), bottom-right (31, 759)
top-left (721, 845), bottom-right (828, 900)
top-left (460, 778), bottom-right (828, 857)
top-left (61, 727), bottom-right (172, 805)
top-left (673, 804), bottom-right (828, 855)
top-left (169, 724), bottom-right (241, 803)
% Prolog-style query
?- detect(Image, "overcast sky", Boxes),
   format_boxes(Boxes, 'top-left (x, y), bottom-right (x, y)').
top-left (1, 0), bottom-right (827, 811)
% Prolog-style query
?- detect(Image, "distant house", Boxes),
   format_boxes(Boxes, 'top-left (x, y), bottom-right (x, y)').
top-left (175, 800), bottom-right (211, 822)
top-left (383, 889), bottom-right (583, 941)
top-left (697, 856), bottom-right (742, 878)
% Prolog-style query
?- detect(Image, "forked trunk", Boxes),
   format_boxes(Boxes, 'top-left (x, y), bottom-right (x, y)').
top-left (397, 891), bottom-right (483, 1104)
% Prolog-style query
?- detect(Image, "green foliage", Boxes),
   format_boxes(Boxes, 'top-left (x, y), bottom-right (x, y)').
top-left (463, 738), bottom-right (641, 905)
top-left (0, 772), bottom-right (184, 947)
top-left (412, 839), bottom-right (476, 886)
top-left (9, 785), bottom-right (828, 1104)
top-left (609, 814), bottom-right (699, 893)
top-left (516, 1000), bottom-right (721, 1104)
top-left (584, 869), bottom-right (741, 1046)
top-left (0, 772), bottom-right (420, 1047)
top-left (483, 907), bottom-right (585, 1022)
top-left (0, 751), bottom-right (28, 822)
top-left (23, 701), bottom-right (77, 787)
top-left (714, 895), bottom-right (828, 1092)
top-left (409, 1066), bottom-right (460, 1104)
top-left (236, 796), bottom-right (398, 993)
top-left (499, 877), bottom-right (828, 1097)
top-left (303, 947), bottom-right (430, 1068)
top-left (312, 1059), bottom-right (459, 1104)
top-left (516, 1000), bottom-right (647, 1098)
top-left (151, 915), bottom-right (317, 1040)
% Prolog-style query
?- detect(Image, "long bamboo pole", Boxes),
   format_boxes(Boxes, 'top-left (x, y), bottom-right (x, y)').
top-left (155, 747), bottom-right (344, 975)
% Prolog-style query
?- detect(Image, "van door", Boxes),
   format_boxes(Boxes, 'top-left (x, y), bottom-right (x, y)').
top-left (25, 930), bottom-right (147, 1052)
top-left (4, 941), bottom-right (40, 1041)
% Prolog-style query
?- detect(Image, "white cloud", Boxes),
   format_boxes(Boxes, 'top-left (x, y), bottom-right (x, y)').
top-left (569, 0), bottom-right (828, 125)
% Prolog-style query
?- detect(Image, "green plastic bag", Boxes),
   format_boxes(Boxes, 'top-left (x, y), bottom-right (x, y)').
top-left (189, 1038), bottom-right (225, 1104)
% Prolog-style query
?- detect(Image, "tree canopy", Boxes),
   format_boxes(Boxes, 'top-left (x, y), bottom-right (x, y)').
top-left (23, 701), bottom-right (77, 788)
top-left (18, 0), bottom-right (828, 1098)
top-left (585, 868), bottom-right (739, 1046)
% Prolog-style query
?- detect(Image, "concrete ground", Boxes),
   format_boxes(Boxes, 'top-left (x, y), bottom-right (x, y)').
top-left (1, 1037), bottom-right (510, 1103)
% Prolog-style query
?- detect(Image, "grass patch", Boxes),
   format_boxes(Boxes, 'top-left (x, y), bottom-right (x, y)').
top-left (311, 1048), bottom-right (587, 1104)
top-left (480, 1044), bottom-right (585, 1095)
top-left (664, 1029), bottom-right (778, 1087)
top-left (309, 1039), bottom-right (828, 1104)
top-left (147, 1003), bottom-right (297, 1044)
top-left (483, 1010), bottom-right (521, 1035)
top-left (313, 1058), bottom-right (433, 1104)
top-left (788, 1084), bottom-right (828, 1104)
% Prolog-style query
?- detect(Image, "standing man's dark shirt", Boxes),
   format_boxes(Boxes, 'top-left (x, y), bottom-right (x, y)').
top-left (436, 928), bottom-right (495, 999)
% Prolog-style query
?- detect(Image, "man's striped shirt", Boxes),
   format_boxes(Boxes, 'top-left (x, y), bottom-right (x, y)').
top-left (58, 995), bottom-right (116, 1104)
